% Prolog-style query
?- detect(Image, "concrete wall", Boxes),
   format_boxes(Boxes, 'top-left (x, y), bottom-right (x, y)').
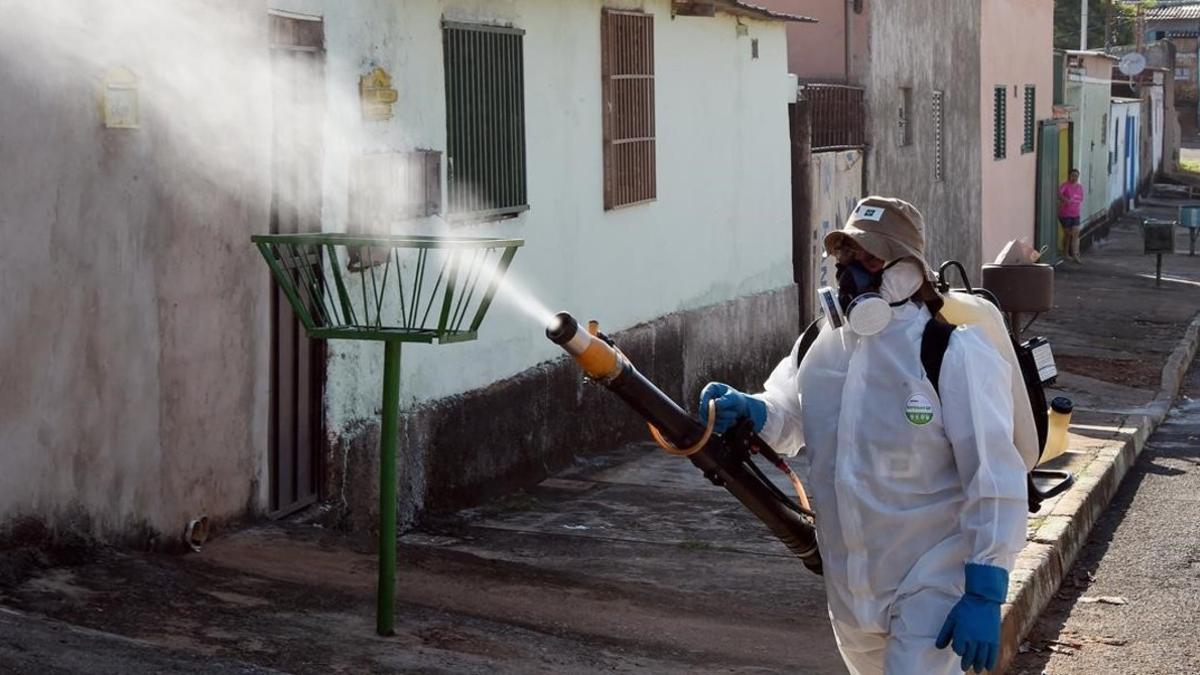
top-left (1151, 71), bottom-right (1166, 173)
top-left (757, 0), bottom-right (870, 84)
top-left (0, 0), bottom-right (272, 544)
top-left (807, 150), bottom-right (863, 316)
top-left (979, 0), bottom-right (1054, 264)
top-left (265, 0), bottom-right (797, 525)
top-left (1164, 70), bottom-right (1181, 172)
top-left (1147, 20), bottom-right (1200, 104)
top-left (1063, 53), bottom-right (1115, 225)
top-left (864, 0), bottom-right (983, 276)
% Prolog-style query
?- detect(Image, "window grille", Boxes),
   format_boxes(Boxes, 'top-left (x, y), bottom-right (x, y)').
top-left (898, 87), bottom-right (912, 147)
top-left (932, 91), bottom-right (944, 182)
top-left (993, 86), bottom-right (1007, 160)
top-left (1022, 85), bottom-right (1035, 154)
top-left (601, 9), bottom-right (656, 210)
top-left (443, 22), bottom-right (528, 220)
top-left (801, 84), bottom-right (865, 151)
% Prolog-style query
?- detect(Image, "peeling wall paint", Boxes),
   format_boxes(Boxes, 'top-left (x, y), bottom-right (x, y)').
top-left (329, 286), bottom-right (801, 530)
top-left (808, 150), bottom-right (863, 317)
top-left (0, 0), bottom-right (272, 544)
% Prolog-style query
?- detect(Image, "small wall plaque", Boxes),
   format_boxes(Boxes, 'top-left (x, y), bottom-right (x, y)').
top-left (360, 67), bottom-right (398, 121)
top-left (103, 67), bottom-right (140, 129)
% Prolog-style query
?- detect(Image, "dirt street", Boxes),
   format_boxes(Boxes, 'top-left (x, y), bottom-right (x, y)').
top-left (0, 443), bottom-right (843, 674)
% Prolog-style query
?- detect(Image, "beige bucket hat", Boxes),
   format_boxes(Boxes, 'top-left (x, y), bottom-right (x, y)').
top-left (823, 196), bottom-right (937, 282)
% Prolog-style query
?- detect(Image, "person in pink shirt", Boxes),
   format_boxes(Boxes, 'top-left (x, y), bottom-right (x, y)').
top-left (1058, 169), bottom-right (1084, 263)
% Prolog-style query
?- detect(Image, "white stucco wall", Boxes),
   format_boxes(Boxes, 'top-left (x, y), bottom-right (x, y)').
top-left (265, 0), bottom-right (795, 433)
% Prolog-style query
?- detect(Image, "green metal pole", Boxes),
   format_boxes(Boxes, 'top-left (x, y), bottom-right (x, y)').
top-left (377, 339), bottom-right (402, 636)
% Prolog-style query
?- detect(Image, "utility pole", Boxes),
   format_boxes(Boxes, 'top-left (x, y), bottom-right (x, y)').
top-left (1136, 1), bottom-right (1145, 52)
top-left (1081, 0), bottom-right (1089, 50)
top-left (1104, 0), bottom-right (1112, 51)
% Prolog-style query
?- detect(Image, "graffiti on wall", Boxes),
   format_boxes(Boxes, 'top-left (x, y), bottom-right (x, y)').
top-left (808, 150), bottom-right (863, 318)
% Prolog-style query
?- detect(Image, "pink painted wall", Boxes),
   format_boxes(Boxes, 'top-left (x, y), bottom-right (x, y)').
top-left (756, 0), bottom-right (869, 83)
top-left (980, 0), bottom-right (1054, 264)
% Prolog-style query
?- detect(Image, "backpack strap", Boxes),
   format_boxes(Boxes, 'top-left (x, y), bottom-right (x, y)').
top-left (921, 318), bottom-right (956, 398)
top-left (793, 318), bottom-right (824, 369)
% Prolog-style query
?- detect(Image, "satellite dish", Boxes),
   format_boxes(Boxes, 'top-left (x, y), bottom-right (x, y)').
top-left (1119, 52), bottom-right (1147, 77)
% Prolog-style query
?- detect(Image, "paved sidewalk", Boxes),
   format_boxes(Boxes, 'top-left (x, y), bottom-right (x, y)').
top-left (2, 198), bottom-right (1200, 673)
top-left (997, 201), bottom-right (1200, 672)
top-left (1010, 360), bottom-right (1200, 674)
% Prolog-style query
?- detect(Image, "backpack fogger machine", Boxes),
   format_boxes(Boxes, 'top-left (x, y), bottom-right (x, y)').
top-left (546, 311), bottom-right (822, 575)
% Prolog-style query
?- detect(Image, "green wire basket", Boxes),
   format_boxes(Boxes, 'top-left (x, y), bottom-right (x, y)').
top-left (252, 233), bottom-right (524, 344)
top-left (252, 231), bottom-right (523, 637)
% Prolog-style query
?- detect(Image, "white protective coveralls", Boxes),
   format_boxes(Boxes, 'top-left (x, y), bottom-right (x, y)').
top-left (754, 301), bottom-right (1028, 675)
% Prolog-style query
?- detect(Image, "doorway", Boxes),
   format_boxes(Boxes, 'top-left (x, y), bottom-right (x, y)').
top-left (268, 11), bottom-right (326, 516)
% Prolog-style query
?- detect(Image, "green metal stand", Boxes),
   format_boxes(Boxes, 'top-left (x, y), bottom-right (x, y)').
top-left (251, 233), bottom-right (522, 636)
top-left (377, 340), bottom-right (402, 636)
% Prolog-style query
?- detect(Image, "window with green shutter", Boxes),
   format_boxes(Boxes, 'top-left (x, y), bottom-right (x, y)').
top-left (1022, 85), bottom-right (1035, 154)
top-left (443, 22), bottom-right (528, 220)
top-left (993, 86), bottom-right (1007, 160)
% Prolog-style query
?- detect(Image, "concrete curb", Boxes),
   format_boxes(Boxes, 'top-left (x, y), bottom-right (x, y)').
top-left (997, 312), bottom-right (1200, 673)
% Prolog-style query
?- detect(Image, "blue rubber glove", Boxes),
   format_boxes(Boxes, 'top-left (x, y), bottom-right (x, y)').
top-left (698, 382), bottom-right (767, 434)
top-left (936, 563), bottom-right (1008, 674)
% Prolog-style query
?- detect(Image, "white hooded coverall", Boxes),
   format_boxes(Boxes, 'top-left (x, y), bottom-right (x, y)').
top-left (754, 302), bottom-right (1028, 675)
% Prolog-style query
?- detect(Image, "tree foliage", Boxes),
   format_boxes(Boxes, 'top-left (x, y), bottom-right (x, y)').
top-left (1053, 0), bottom-right (1156, 50)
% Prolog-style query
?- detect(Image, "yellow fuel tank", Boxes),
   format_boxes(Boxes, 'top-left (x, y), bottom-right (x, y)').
top-left (939, 291), bottom-right (1042, 471)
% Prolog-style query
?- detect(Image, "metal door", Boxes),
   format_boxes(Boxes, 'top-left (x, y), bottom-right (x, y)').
top-left (268, 12), bottom-right (326, 516)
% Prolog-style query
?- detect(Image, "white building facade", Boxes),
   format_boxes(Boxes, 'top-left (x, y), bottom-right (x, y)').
top-left (264, 0), bottom-right (807, 526)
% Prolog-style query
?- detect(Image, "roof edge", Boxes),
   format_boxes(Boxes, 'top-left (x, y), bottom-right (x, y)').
top-left (672, 1), bottom-right (818, 23)
top-left (1064, 49), bottom-right (1120, 61)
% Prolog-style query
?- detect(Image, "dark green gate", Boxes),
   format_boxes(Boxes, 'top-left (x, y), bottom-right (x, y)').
top-left (1035, 119), bottom-right (1071, 265)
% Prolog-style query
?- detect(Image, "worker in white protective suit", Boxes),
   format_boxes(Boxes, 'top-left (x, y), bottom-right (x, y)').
top-left (699, 197), bottom-right (1028, 674)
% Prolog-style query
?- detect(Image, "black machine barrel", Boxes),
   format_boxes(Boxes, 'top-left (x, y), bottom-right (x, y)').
top-left (547, 312), bottom-right (822, 574)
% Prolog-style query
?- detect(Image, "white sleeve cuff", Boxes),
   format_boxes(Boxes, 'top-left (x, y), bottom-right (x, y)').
top-left (754, 395), bottom-right (791, 455)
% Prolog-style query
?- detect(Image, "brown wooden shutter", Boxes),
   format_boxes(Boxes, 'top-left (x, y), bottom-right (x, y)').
top-left (601, 9), bottom-right (655, 210)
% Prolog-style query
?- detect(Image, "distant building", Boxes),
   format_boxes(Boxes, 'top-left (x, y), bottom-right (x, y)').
top-left (864, 0), bottom-right (1053, 272)
top-left (756, 0), bottom-right (869, 84)
top-left (1144, 1), bottom-right (1200, 102)
top-left (1060, 51), bottom-right (1119, 226)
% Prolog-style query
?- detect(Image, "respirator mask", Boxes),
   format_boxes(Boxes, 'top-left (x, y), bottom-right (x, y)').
top-left (817, 258), bottom-right (925, 336)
